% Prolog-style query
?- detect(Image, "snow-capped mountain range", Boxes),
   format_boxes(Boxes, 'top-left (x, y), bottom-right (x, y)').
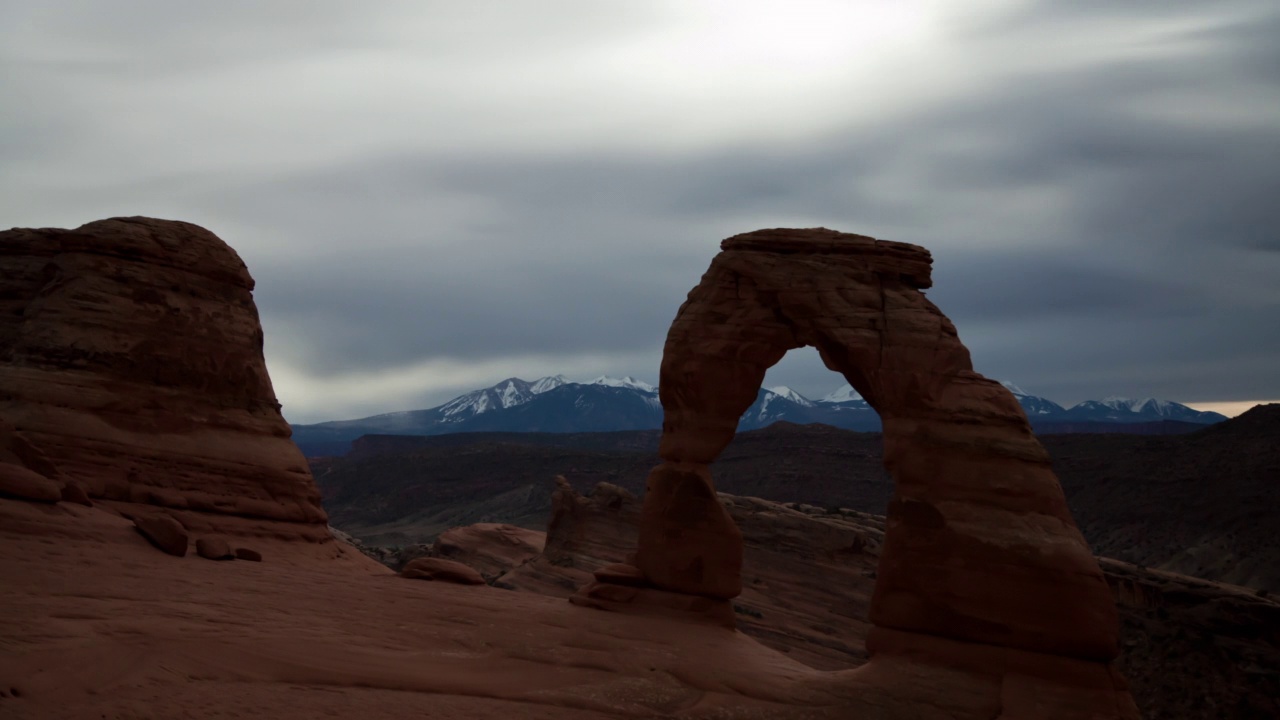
top-left (290, 376), bottom-right (1228, 456)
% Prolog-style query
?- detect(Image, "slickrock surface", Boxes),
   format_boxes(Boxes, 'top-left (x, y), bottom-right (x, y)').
top-left (0, 217), bottom-right (327, 541)
top-left (634, 228), bottom-right (1136, 715)
top-left (3, 496), bottom-right (1123, 720)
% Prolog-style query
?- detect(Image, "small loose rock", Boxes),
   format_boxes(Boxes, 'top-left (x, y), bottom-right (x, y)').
top-left (234, 548), bottom-right (263, 562)
top-left (196, 537), bottom-right (234, 560)
top-left (401, 557), bottom-right (485, 585)
top-left (0, 464), bottom-right (62, 503)
top-left (60, 482), bottom-right (93, 507)
top-left (134, 514), bottom-right (188, 557)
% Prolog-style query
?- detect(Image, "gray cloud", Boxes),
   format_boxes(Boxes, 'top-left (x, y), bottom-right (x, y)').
top-left (2, 0), bottom-right (1277, 421)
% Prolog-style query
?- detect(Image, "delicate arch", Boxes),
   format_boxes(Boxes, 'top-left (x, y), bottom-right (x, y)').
top-left (636, 228), bottom-right (1119, 662)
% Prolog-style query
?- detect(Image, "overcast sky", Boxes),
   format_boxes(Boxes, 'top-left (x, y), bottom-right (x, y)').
top-left (3, 0), bottom-right (1277, 423)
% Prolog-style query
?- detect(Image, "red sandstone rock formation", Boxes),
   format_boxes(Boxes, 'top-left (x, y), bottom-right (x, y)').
top-left (401, 557), bottom-right (486, 585)
top-left (0, 219), bottom-right (1148, 718)
top-left (497, 482), bottom-right (883, 669)
top-left (234, 547), bottom-right (263, 562)
top-left (428, 522), bottom-right (543, 582)
top-left (496, 478), bottom-right (640, 596)
top-left (0, 217), bottom-right (327, 541)
top-left (622, 227), bottom-right (1138, 716)
top-left (60, 481), bottom-right (93, 507)
top-left (0, 418), bottom-right (63, 502)
top-left (134, 514), bottom-right (189, 557)
top-left (500, 486), bottom-right (1278, 716)
top-left (196, 537), bottom-right (234, 561)
top-left (0, 463), bottom-right (61, 503)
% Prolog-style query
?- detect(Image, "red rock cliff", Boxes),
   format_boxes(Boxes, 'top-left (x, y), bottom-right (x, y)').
top-left (0, 217), bottom-right (326, 538)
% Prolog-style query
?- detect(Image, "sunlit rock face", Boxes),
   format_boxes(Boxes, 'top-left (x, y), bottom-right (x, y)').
top-left (0, 217), bottom-right (327, 540)
top-left (629, 227), bottom-right (1138, 717)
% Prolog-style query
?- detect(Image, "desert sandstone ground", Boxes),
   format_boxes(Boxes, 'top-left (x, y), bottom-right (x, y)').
top-left (2, 497), bottom-right (1010, 720)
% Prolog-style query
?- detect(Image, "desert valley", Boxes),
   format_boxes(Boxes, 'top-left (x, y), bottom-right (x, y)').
top-left (2, 218), bottom-right (1277, 720)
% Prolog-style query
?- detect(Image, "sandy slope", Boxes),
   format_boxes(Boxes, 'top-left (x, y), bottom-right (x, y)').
top-left (0, 498), bottom-right (880, 720)
top-left (2, 496), bottom-right (1145, 719)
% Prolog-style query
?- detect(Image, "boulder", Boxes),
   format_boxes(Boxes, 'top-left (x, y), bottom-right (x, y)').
top-left (401, 557), bottom-right (485, 585)
top-left (0, 418), bottom-right (60, 479)
top-left (60, 482), bottom-right (93, 507)
top-left (134, 514), bottom-right (188, 557)
top-left (0, 463), bottom-right (62, 503)
top-left (196, 537), bottom-right (234, 560)
top-left (0, 418), bottom-right (62, 504)
top-left (234, 548), bottom-right (263, 562)
top-left (428, 522), bottom-right (543, 580)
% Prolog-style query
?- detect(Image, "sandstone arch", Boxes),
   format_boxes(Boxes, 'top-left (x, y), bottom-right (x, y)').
top-left (636, 228), bottom-right (1120, 662)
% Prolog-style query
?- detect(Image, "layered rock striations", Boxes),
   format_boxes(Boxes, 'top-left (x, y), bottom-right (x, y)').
top-left (0, 217), bottom-right (327, 540)
top-left (619, 227), bottom-right (1138, 716)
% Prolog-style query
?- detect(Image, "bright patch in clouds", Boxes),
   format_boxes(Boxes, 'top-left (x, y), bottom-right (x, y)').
top-left (660, 1), bottom-right (937, 76)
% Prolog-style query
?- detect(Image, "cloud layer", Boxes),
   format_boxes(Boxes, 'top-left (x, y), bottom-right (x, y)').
top-left (3, 0), bottom-right (1277, 422)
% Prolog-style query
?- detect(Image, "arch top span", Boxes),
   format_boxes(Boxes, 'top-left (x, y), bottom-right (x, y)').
top-left (635, 227), bottom-right (1121, 664)
top-left (720, 226), bottom-right (933, 289)
top-left (657, 227), bottom-right (971, 466)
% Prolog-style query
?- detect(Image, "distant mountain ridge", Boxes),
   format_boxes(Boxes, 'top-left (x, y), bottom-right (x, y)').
top-left (290, 375), bottom-right (1228, 456)
top-left (313, 405), bottom-right (1280, 594)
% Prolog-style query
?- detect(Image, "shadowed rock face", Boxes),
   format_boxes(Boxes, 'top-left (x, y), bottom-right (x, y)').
top-left (0, 217), bottom-right (327, 538)
top-left (637, 228), bottom-right (1125, 665)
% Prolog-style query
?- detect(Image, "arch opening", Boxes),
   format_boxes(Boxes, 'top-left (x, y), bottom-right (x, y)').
top-left (746, 345), bottom-right (882, 433)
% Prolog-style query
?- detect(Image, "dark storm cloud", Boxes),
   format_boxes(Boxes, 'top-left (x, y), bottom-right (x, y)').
top-left (52, 50), bottom-right (1280, 403)
top-left (183, 153), bottom-right (719, 376)
top-left (2, 0), bottom-right (1277, 420)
